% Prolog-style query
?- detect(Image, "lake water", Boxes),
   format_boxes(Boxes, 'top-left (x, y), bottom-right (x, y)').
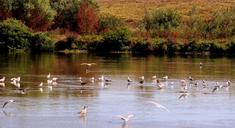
top-left (0, 53), bottom-right (235, 128)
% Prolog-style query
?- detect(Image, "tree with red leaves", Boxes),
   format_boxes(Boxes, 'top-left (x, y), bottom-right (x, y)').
top-left (76, 0), bottom-right (99, 34)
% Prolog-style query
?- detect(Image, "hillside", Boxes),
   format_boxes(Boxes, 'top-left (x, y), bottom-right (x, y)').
top-left (98, 0), bottom-right (235, 22)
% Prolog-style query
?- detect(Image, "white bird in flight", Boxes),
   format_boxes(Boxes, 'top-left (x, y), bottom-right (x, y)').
top-left (115, 114), bottom-right (134, 123)
top-left (147, 101), bottom-right (170, 112)
top-left (2, 99), bottom-right (15, 108)
top-left (81, 63), bottom-right (96, 66)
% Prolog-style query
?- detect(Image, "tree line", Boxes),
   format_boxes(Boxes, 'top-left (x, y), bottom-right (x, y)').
top-left (0, 0), bottom-right (235, 54)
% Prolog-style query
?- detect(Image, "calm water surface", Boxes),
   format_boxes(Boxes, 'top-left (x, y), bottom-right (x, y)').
top-left (0, 53), bottom-right (235, 128)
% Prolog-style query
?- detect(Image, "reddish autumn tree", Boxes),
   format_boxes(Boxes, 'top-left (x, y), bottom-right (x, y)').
top-left (76, 0), bottom-right (99, 34)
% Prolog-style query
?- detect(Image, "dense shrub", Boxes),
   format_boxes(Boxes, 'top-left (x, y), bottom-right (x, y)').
top-left (0, 19), bottom-right (32, 51)
top-left (55, 36), bottom-right (77, 50)
top-left (98, 14), bottom-right (123, 33)
top-left (131, 38), bottom-right (151, 53)
top-left (209, 41), bottom-right (226, 53)
top-left (226, 38), bottom-right (235, 54)
top-left (152, 38), bottom-right (168, 54)
top-left (141, 9), bottom-right (181, 34)
top-left (78, 35), bottom-right (103, 51)
top-left (98, 27), bottom-right (130, 51)
top-left (30, 33), bottom-right (54, 52)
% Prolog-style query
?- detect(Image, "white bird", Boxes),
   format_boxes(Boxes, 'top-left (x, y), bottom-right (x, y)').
top-left (39, 88), bottom-right (43, 93)
top-left (11, 77), bottom-right (20, 82)
top-left (224, 80), bottom-right (231, 87)
top-left (52, 77), bottom-right (58, 81)
top-left (47, 73), bottom-right (51, 79)
top-left (163, 76), bottom-right (168, 80)
top-left (81, 63), bottom-right (96, 66)
top-left (90, 77), bottom-right (95, 83)
top-left (156, 79), bottom-right (165, 89)
top-left (139, 76), bottom-right (144, 84)
top-left (115, 114), bottom-right (134, 123)
top-left (0, 77), bottom-right (5, 82)
top-left (152, 75), bottom-right (157, 79)
top-left (39, 82), bottom-right (43, 87)
top-left (2, 99), bottom-right (15, 108)
top-left (48, 85), bottom-right (53, 91)
top-left (47, 79), bottom-right (53, 84)
top-left (127, 77), bottom-right (133, 83)
top-left (98, 76), bottom-right (105, 81)
top-left (79, 106), bottom-right (88, 116)
top-left (147, 101), bottom-right (170, 112)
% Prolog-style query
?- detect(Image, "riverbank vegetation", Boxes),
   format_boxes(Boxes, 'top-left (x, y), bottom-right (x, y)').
top-left (0, 0), bottom-right (234, 54)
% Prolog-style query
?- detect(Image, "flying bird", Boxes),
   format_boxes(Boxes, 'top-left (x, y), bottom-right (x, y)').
top-left (2, 99), bottom-right (15, 108)
top-left (147, 101), bottom-right (170, 112)
top-left (81, 63), bottom-right (96, 66)
top-left (115, 114), bottom-right (134, 123)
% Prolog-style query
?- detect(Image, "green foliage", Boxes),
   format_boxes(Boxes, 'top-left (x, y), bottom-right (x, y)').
top-left (30, 32), bottom-right (54, 52)
top-left (130, 38), bottom-right (151, 53)
top-left (98, 14), bottom-right (123, 33)
top-left (0, 19), bottom-right (32, 51)
top-left (77, 35), bottom-right (103, 51)
top-left (141, 9), bottom-right (181, 34)
top-left (226, 37), bottom-right (235, 54)
top-left (100, 27), bottom-right (130, 51)
top-left (152, 38), bottom-right (168, 53)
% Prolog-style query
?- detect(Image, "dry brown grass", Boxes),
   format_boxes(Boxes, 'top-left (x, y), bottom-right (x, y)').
top-left (97, 0), bottom-right (235, 22)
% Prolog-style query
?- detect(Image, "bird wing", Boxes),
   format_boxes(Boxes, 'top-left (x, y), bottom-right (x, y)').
top-left (178, 93), bottom-right (186, 100)
top-left (147, 101), bottom-right (170, 112)
top-left (116, 115), bottom-right (127, 121)
top-left (2, 101), bottom-right (9, 108)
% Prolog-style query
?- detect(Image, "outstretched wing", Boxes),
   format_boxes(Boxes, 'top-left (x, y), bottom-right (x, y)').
top-left (147, 101), bottom-right (170, 112)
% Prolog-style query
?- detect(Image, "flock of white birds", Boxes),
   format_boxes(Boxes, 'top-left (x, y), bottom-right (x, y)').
top-left (0, 62), bottom-right (232, 124)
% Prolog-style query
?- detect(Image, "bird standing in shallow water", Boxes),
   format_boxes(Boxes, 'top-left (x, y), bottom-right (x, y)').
top-left (79, 106), bottom-right (88, 117)
top-left (139, 76), bottom-right (144, 84)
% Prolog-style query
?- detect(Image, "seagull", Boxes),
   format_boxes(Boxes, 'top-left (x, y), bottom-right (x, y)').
top-left (127, 77), bottom-right (133, 83)
top-left (52, 77), bottom-right (58, 82)
top-left (202, 80), bottom-right (207, 88)
top-left (90, 77), bottom-right (95, 83)
top-left (115, 114), bottom-right (134, 123)
top-left (47, 73), bottom-right (51, 79)
top-left (47, 79), bottom-right (53, 84)
top-left (152, 75), bottom-right (157, 79)
top-left (81, 63), bottom-right (96, 67)
top-left (223, 80), bottom-right (231, 87)
top-left (79, 106), bottom-right (88, 117)
top-left (2, 99), bottom-right (15, 108)
top-left (139, 76), bottom-right (144, 84)
top-left (162, 76), bottom-right (168, 80)
top-left (147, 101), bottom-right (170, 112)
top-left (39, 82), bottom-right (43, 87)
top-left (0, 77), bottom-right (5, 82)
top-left (105, 78), bottom-right (112, 83)
top-left (11, 77), bottom-right (20, 83)
top-left (156, 79), bottom-right (165, 89)
top-left (98, 76), bottom-right (105, 81)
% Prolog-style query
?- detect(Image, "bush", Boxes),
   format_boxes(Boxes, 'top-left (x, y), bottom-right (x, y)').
top-left (99, 27), bottom-right (130, 51)
top-left (131, 38), bottom-right (151, 53)
top-left (141, 9), bottom-right (181, 34)
top-left (209, 41), bottom-right (226, 53)
top-left (152, 38), bottom-right (168, 54)
top-left (78, 35), bottom-right (103, 51)
top-left (30, 33), bottom-right (54, 52)
top-left (186, 40), bottom-right (210, 52)
top-left (55, 36), bottom-right (77, 50)
top-left (226, 38), bottom-right (235, 54)
top-left (98, 14), bottom-right (123, 33)
top-left (0, 19), bottom-right (32, 52)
